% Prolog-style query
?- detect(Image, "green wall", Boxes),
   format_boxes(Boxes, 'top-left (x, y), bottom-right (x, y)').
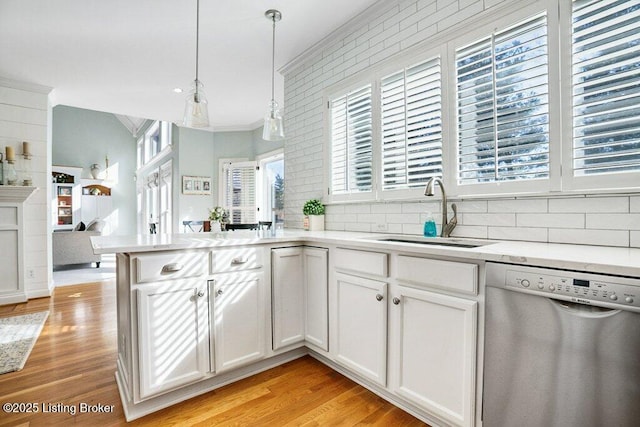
top-left (52, 105), bottom-right (138, 235)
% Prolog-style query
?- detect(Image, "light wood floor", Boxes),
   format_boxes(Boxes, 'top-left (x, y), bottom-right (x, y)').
top-left (0, 281), bottom-right (428, 426)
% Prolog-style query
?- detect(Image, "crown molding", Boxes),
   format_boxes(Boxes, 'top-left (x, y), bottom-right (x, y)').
top-left (280, 0), bottom-right (400, 76)
top-left (0, 77), bottom-right (52, 94)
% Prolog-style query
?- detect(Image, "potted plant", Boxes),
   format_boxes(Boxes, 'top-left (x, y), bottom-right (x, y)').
top-left (302, 199), bottom-right (325, 231)
top-left (208, 206), bottom-right (228, 233)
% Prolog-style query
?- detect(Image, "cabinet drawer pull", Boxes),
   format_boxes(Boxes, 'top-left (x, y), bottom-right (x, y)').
top-left (231, 257), bottom-right (248, 265)
top-left (161, 263), bottom-right (184, 273)
top-left (376, 293), bottom-right (384, 301)
top-left (197, 291), bottom-right (205, 298)
top-left (392, 297), bottom-right (401, 305)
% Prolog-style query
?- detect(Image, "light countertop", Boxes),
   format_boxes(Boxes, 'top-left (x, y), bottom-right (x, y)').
top-left (91, 230), bottom-right (640, 278)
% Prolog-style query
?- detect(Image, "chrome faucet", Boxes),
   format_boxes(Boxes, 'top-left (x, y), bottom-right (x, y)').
top-left (424, 177), bottom-right (457, 238)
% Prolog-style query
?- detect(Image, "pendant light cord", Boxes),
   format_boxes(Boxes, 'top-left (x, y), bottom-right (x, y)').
top-left (195, 0), bottom-right (200, 96)
top-left (270, 14), bottom-right (276, 103)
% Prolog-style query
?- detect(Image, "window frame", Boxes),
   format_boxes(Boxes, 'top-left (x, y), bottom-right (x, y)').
top-left (560, 0), bottom-right (640, 191)
top-left (323, 44), bottom-right (448, 204)
top-left (322, 0), bottom-right (639, 203)
top-left (447, 3), bottom-right (563, 197)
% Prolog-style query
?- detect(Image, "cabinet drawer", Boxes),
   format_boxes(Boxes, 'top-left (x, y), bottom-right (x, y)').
top-left (211, 247), bottom-right (263, 273)
top-left (396, 256), bottom-right (477, 295)
top-left (135, 251), bottom-right (208, 284)
top-left (334, 248), bottom-right (388, 277)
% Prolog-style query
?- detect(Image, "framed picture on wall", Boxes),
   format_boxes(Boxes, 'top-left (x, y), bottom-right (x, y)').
top-left (182, 175), bottom-right (212, 195)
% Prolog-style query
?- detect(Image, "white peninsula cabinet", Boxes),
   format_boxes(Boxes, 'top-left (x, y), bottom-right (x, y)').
top-left (209, 246), bottom-right (267, 373)
top-left (117, 250), bottom-right (210, 402)
top-left (271, 246), bottom-right (329, 351)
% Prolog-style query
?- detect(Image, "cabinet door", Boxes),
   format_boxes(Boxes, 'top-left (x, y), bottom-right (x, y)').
top-left (271, 248), bottom-right (305, 350)
top-left (211, 272), bottom-right (266, 373)
top-left (137, 280), bottom-right (209, 400)
top-left (335, 272), bottom-right (387, 386)
top-left (304, 247), bottom-right (328, 351)
top-left (391, 285), bottom-right (477, 427)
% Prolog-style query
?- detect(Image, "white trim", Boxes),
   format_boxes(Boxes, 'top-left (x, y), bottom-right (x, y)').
top-left (0, 76), bottom-right (52, 94)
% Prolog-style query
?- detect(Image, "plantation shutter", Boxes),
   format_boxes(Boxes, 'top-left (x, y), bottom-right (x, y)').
top-left (381, 57), bottom-right (443, 190)
top-left (456, 15), bottom-right (550, 184)
top-left (572, 0), bottom-right (640, 176)
top-left (330, 85), bottom-right (373, 195)
top-left (222, 161), bottom-right (257, 223)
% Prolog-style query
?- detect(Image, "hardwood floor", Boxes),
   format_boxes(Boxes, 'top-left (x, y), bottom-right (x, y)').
top-left (0, 281), bottom-right (428, 426)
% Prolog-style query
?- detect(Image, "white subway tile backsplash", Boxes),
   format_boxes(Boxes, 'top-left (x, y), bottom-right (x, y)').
top-left (464, 213), bottom-right (516, 227)
top-left (586, 214), bottom-right (640, 231)
top-left (517, 213), bottom-right (584, 229)
top-left (450, 225), bottom-right (488, 239)
top-left (489, 226), bottom-right (548, 242)
top-left (455, 200), bottom-right (488, 213)
top-left (371, 203), bottom-right (403, 214)
top-left (488, 199), bottom-right (547, 213)
top-left (549, 229), bottom-right (629, 247)
top-left (283, 0), bottom-right (640, 248)
top-left (549, 197), bottom-right (629, 213)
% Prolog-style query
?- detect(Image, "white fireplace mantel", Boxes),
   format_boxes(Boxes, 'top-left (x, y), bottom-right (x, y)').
top-left (0, 186), bottom-right (37, 203)
top-left (0, 186), bottom-right (37, 305)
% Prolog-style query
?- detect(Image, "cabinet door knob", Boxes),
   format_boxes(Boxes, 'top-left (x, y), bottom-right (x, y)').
top-left (376, 293), bottom-right (383, 301)
top-left (392, 297), bottom-right (401, 305)
top-left (197, 291), bottom-right (205, 298)
top-left (216, 288), bottom-right (223, 296)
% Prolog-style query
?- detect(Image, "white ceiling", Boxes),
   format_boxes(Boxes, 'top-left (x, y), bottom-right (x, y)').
top-left (0, 0), bottom-right (380, 130)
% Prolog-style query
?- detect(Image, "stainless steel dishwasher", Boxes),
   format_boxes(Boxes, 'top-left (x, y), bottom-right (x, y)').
top-left (483, 262), bottom-right (640, 427)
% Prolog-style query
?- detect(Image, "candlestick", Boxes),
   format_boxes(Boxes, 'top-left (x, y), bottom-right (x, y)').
top-left (22, 141), bottom-right (30, 157)
top-left (5, 146), bottom-right (15, 162)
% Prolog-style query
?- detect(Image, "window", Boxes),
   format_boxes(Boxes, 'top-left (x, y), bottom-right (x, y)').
top-left (324, 0), bottom-right (639, 200)
top-left (455, 15), bottom-right (550, 185)
top-left (571, 0), bottom-right (640, 177)
top-left (330, 84), bottom-right (373, 196)
top-left (257, 151), bottom-right (285, 223)
top-left (221, 161), bottom-right (258, 223)
top-left (381, 58), bottom-right (443, 190)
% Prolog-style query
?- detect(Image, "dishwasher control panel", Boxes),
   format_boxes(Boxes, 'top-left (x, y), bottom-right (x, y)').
top-left (505, 268), bottom-right (640, 309)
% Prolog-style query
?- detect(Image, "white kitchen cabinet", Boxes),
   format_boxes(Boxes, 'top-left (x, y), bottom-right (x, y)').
top-left (271, 247), bottom-right (305, 350)
top-left (304, 247), bottom-right (328, 351)
top-left (271, 246), bottom-right (329, 352)
top-left (136, 279), bottom-right (209, 400)
top-left (335, 272), bottom-right (388, 387)
top-left (389, 285), bottom-right (477, 427)
top-left (210, 272), bottom-right (267, 373)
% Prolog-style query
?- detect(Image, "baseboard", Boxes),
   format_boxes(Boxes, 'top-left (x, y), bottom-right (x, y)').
top-left (119, 348), bottom-right (307, 422)
top-left (0, 291), bottom-right (27, 305)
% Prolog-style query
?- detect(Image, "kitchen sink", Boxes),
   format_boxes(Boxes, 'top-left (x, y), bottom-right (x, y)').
top-left (371, 236), bottom-right (493, 248)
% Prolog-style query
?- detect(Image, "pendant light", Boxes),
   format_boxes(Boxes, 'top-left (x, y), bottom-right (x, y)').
top-left (263, 9), bottom-right (285, 141)
top-left (183, 0), bottom-right (210, 128)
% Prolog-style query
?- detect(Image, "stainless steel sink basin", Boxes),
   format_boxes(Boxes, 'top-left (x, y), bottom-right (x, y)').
top-left (371, 236), bottom-right (493, 248)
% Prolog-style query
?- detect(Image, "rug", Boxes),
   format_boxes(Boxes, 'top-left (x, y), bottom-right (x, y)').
top-left (0, 311), bottom-right (49, 374)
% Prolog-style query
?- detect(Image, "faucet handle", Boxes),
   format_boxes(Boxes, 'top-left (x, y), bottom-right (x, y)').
top-left (443, 203), bottom-right (458, 237)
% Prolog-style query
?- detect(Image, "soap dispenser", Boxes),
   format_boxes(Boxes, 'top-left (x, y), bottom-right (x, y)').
top-left (423, 212), bottom-right (437, 237)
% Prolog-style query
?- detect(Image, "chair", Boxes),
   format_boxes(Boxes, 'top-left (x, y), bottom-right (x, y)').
top-left (258, 221), bottom-right (272, 230)
top-left (225, 223), bottom-right (259, 231)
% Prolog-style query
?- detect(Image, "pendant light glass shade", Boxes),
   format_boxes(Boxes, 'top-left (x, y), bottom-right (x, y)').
top-left (263, 9), bottom-right (284, 141)
top-left (184, 79), bottom-right (209, 128)
top-left (183, 0), bottom-right (210, 128)
top-left (263, 99), bottom-right (285, 141)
